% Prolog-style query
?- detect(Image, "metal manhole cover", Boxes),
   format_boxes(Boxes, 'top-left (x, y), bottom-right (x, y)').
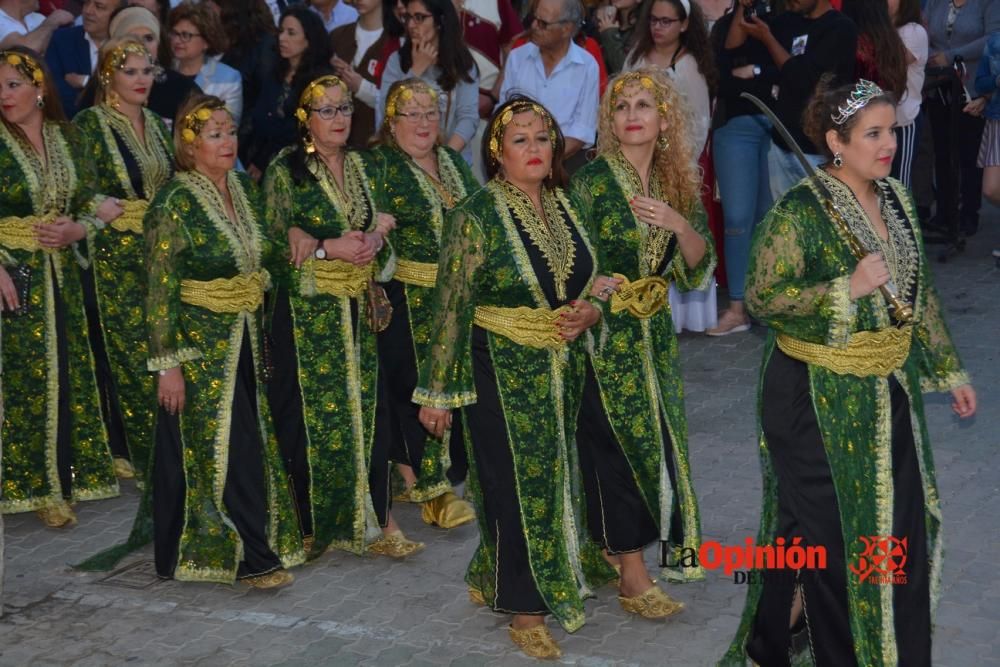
top-left (96, 560), bottom-right (163, 590)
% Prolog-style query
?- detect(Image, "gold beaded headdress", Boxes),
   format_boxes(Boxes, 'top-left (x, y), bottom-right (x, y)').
top-left (0, 50), bottom-right (45, 87)
top-left (180, 98), bottom-right (230, 143)
top-left (831, 79), bottom-right (884, 125)
top-left (487, 99), bottom-right (557, 163)
top-left (609, 71), bottom-right (669, 117)
top-left (294, 75), bottom-right (350, 125)
top-left (384, 80), bottom-right (438, 120)
top-left (98, 40), bottom-right (155, 90)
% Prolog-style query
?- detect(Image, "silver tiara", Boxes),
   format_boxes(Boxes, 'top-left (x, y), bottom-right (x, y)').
top-left (830, 79), bottom-right (885, 125)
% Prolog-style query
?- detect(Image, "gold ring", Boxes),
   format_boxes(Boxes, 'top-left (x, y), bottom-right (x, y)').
top-left (649, 206), bottom-right (655, 214)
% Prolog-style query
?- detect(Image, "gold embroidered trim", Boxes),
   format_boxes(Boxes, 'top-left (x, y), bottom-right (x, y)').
top-left (403, 147), bottom-right (468, 241)
top-left (308, 151), bottom-right (371, 233)
top-left (303, 258), bottom-right (373, 297)
top-left (146, 348), bottom-right (202, 372)
top-left (495, 180), bottom-right (576, 301)
top-left (96, 106), bottom-right (173, 200)
top-left (609, 273), bottom-right (668, 319)
top-left (473, 305), bottom-right (569, 349)
top-left (606, 151), bottom-right (674, 276)
top-left (919, 369), bottom-right (971, 394)
top-left (109, 199), bottom-right (148, 233)
top-left (0, 214), bottom-right (55, 252)
top-left (394, 259), bottom-right (438, 287)
top-left (411, 387), bottom-right (478, 409)
top-left (179, 270), bottom-right (269, 313)
top-left (776, 326), bottom-right (913, 377)
top-left (177, 171), bottom-right (261, 273)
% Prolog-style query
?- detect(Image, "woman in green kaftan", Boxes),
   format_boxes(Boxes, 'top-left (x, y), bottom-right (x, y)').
top-left (74, 37), bottom-right (174, 485)
top-left (145, 95), bottom-right (304, 588)
top-left (0, 48), bottom-right (119, 528)
top-left (415, 97), bottom-right (615, 660)
top-left (722, 80), bottom-right (976, 667)
top-left (370, 78), bottom-right (479, 529)
top-left (262, 74), bottom-right (421, 559)
top-left (571, 69), bottom-right (714, 615)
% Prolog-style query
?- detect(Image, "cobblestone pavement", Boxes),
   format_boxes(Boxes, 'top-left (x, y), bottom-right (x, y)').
top-left (1, 221), bottom-right (998, 667)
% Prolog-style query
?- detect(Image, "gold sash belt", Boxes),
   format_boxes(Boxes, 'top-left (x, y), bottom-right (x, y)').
top-left (308, 258), bottom-right (373, 297)
top-left (474, 305), bottom-right (569, 350)
top-left (776, 326), bottom-right (913, 377)
top-left (395, 259), bottom-right (438, 287)
top-left (180, 270), bottom-right (268, 313)
top-left (609, 273), bottom-right (669, 319)
top-left (0, 214), bottom-right (53, 252)
top-left (109, 199), bottom-right (148, 234)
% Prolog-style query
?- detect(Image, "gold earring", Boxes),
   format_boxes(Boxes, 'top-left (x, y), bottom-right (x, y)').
top-left (107, 90), bottom-right (121, 109)
top-left (657, 134), bottom-right (669, 151)
top-left (833, 152), bottom-right (843, 168)
top-left (304, 130), bottom-right (316, 154)
top-left (35, 95), bottom-right (44, 109)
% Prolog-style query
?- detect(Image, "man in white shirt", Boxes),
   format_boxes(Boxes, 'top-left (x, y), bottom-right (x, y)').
top-left (310, 0), bottom-right (358, 32)
top-left (0, 0), bottom-right (73, 52)
top-left (498, 0), bottom-right (597, 161)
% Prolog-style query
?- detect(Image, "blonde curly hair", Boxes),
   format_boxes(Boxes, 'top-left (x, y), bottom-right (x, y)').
top-left (596, 68), bottom-right (702, 217)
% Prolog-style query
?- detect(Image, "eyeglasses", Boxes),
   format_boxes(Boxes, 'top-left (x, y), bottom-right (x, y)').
top-left (395, 109), bottom-right (441, 123)
top-left (649, 15), bottom-right (682, 28)
top-left (312, 104), bottom-right (354, 119)
top-left (527, 15), bottom-right (573, 30)
top-left (169, 29), bottom-right (201, 42)
top-left (402, 11), bottom-right (432, 24)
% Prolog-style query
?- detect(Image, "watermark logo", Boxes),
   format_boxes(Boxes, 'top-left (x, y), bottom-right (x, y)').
top-left (849, 536), bottom-right (907, 585)
top-left (660, 538), bottom-right (827, 583)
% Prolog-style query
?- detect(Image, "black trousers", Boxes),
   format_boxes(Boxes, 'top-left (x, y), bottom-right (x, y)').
top-left (575, 361), bottom-right (661, 554)
top-left (153, 327), bottom-right (282, 579)
top-left (52, 262), bottom-right (73, 497)
top-left (925, 91), bottom-right (986, 231)
top-left (464, 328), bottom-right (547, 614)
top-left (746, 350), bottom-right (929, 667)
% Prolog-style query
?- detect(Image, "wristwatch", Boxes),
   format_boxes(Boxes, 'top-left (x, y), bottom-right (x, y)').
top-left (314, 239), bottom-right (327, 260)
top-left (752, 65), bottom-right (762, 77)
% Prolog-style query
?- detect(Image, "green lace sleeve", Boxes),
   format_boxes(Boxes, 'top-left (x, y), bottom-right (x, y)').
top-left (261, 159), bottom-right (294, 284)
top-left (745, 202), bottom-right (856, 346)
top-left (412, 203), bottom-right (485, 409)
top-left (144, 189), bottom-right (201, 371)
top-left (670, 201), bottom-right (717, 292)
top-left (64, 123), bottom-right (103, 267)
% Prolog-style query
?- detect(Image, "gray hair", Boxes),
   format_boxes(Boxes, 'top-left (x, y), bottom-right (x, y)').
top-left (558, 0), bottom-right (583, 36)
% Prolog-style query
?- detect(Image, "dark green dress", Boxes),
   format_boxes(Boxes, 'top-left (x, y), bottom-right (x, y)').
top-left (414, 180), bottom-right (615, 632)
top-left (144, 170), bottom-right (305, 582)
top-left (571, 153), bottom-right (715, 580)
top-left (371, 144), bottom-right (479, 501)
top-left (262, 147), bottom-right (386, 556)
top-left (0, 120), bottom-right (117, 514)
top-left (73, 104), bottom-right (174, 483)
top-left (722, 173), bottom-right (968, 667)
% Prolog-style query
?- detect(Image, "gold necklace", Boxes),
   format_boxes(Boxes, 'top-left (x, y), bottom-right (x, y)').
top-left (609, 151), bottom-right (673, 276)
top-left (498, 179), bottom-right (576, 300)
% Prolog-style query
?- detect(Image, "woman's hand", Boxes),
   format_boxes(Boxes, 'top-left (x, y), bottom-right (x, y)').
top-left (158, 367), bottom-right (185, 415)
top-left (374, 212), bottom-right (397, 237)
top-left (849, 253), bottom-right (890, 300)
top-left (332, 56), bottom-right (363, 93)
top-left (590, 274), bottom-right (623, 301)
top-left (927, 52), bottom-right (948, 68)
top-left (951, 384), bottom-right (976, 419)
top-left (630, 196), bottom-right (690, 235)
top-left (288, 226), bottom-right (319, 268)
top-left (418, 406), bottom-right (452, 439)
top-left (321, 231), bottom-right (369, 264)
top-left (35, 217), bottom-right (86, 248)
top-left (410, 39), bottom-right (438, 77)
top-left (963, 97), bottom-right (987, 117)
top-left (559, 300), bottom-right (601, 341)
top-left (0, 265), bottom-right (20, 312)
top-left (595, 5), bottom-right (619, 31)
top-left (96, 197), bottom-right (124, 223)
top-left (247, 164), bottom-right (263, 182)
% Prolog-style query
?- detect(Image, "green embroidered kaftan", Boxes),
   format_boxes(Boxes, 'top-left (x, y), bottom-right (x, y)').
top-left (0, 120), bottom-right (117, 514)
top-left (144, 170), bottom-right (305, 582)
top-left (571, 153), bottom-right (715, 581)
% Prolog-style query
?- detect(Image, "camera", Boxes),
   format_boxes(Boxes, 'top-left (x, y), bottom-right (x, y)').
top-left (744, 0), bottom-right (769, 20)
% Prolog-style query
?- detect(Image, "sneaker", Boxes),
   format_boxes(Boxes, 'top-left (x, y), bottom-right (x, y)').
top-left (706, 310), bottom-right (751, 337)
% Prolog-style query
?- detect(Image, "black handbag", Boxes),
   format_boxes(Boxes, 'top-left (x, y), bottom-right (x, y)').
top-left (2, 264), bottom-right (31, 318)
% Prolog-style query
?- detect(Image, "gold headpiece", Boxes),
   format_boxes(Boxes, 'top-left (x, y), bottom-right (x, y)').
top-left (487, 100), bottom-right (557, 163)
top-left (0, 50), bottom-right (45, 86)
top-left (831, 79), bottom-right (885, 125)
top-left (294, 75), bottom-right (350, 125)
top-left (180, 99), bottom-right (229, 143)
top-left (609, 71), bottom-right (668, 117)
top-left (99, 40), bottom-right (155, 90)
top-left (385, 81), bottom-right (438, 119)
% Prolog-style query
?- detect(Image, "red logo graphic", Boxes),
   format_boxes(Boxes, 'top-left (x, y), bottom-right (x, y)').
top-left (849, 536), bottom-right (908, 584)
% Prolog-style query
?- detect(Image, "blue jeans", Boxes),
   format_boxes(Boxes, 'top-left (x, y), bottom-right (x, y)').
top-left (768, 143), bottom-right (824, 203)
top-left (713, 114), bottom-right (773, 301)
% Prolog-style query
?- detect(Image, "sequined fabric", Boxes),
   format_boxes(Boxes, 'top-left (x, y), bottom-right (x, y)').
top-left (143, 171), bottom-right (305, 582)
top-left (722, 176), bottom-right (968, 666)
top-left (0, 121), bottom-right (117, 514)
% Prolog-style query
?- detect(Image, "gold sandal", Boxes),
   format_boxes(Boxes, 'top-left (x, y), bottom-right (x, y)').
top-left (243, 570), bottom-right (294, 590)
top-left (618, 583), bottom-right (684, 619)
top-left (508, 624), bottom-right (561, 660)
top-left (367, 530), bottom-right (425, 558)
top-left (420, 491), bottom-right (475, 529)
top-left (113, 457), bottom-right (136, 479)
top-left (36, 501), bottom-right (77, 528)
